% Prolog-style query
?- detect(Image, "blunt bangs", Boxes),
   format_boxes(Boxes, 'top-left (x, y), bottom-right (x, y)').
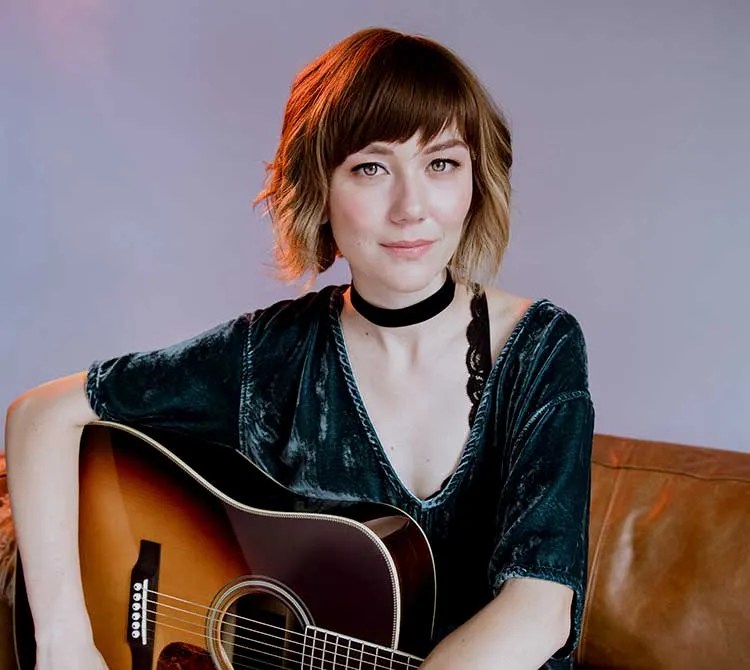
top-left (318, 34), bottom-right (480, 170)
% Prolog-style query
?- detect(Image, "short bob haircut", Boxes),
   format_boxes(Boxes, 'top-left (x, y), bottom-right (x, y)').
top-left (254, 27), bottom-right (513, 286)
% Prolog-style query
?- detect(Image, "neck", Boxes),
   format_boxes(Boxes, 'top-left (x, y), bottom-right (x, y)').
top-left (350, 268), bottom-right (458, 328)
top-left (350, 270), bottom-right (449, 312)
top-left (341, 282), bottom-right (472, 360)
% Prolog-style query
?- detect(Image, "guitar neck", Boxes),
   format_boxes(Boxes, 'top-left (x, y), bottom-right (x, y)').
top-left (304, 625), bottom-right (424, 669)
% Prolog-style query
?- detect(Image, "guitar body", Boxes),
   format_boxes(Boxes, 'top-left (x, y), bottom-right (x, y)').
top-left (13, 422), bottom-right (436, 669)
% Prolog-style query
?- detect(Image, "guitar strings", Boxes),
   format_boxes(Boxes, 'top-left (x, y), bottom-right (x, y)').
top-left (146, 590), bottom-right (421, 670)
top-left (151, 588), bottom-right (420, 667)
top-left (156, 597), bottom-right (313, 650)
top-left (149, 588), bottom-right (420, 669)
top-left (145, 617), bottom-right (297, 670)
top-left (148, 615), bottom-right (417, 670)
top-left (147, 618), bottom-right (285, 670)
top-left (148, 609), bottom-right (417, 670)
top-left (151, 607), bottom-right (295, 660)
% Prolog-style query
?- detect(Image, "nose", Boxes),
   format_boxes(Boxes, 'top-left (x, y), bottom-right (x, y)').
top-left (389, 171), bottom-right (426, 225)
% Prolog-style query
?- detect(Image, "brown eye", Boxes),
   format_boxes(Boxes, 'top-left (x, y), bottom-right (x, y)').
top-left (352, 162), bottom-right (383, 177)
top-left (430, 158), bottom-right (459, 172)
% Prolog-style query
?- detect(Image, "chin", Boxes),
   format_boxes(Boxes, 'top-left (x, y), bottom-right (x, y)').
top-left (365, 262), bottom-right (449, 297)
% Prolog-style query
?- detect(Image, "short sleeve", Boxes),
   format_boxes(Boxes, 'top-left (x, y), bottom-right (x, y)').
top-left (85, 314), bottom-right (251, 449)
top-left (488, 310), bottom-right (595, 662)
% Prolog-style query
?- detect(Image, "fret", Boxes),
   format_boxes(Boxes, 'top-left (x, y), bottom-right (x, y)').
top-left (303, 627), bottom-right (310, 669)
top-left (349, 637), bottom-right (365, 669)
top-left (303, 626), bottom-right (423, 670)
top-left (359, 639), bottom-right (387, 670)
top-left (385, 644), bottom-right (421, 670)
top-left (308, 627), bottom-right (341, 670)
top-left (308, 626), bottom-right (323, 670)
top-left (307, 627), bottom-right (317, 669)
top-left (324, 629), bottom-right (337, 670)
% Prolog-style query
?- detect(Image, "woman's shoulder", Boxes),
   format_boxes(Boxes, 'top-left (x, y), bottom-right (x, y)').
top-left (482, 286), bottom-right (590, 396)
top-left (250, 284), bottom-right (343, 332)
top-left (482, 286), bottom-right (585, 358)
top-left (243, 284), bottom-right (347, 374)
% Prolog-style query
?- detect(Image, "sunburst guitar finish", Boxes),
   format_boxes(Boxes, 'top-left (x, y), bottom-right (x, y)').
top-left (13, 422), bottom-right (436, 670)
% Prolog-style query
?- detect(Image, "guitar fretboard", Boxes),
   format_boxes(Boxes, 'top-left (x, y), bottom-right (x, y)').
top-left (302, 625), bottom-right (424, 670)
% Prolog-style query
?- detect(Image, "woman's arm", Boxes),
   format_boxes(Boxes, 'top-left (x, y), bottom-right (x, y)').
top-left (421, 577), bottom-right (573, 670)
top-left (6, 315), bottom-right (247, 669)
top-left (5, 372), bottom-right (107, 668)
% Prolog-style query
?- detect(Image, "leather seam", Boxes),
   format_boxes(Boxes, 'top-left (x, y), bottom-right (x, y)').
top-left (590, 460), bottom-right (750, 484)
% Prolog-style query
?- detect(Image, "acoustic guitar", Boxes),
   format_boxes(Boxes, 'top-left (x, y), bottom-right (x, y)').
top-left (13, 421), bottom-right (436, 669)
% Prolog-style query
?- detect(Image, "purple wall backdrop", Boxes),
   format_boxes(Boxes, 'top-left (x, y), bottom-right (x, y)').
top-left (2, 1), bottom-right (748, 452)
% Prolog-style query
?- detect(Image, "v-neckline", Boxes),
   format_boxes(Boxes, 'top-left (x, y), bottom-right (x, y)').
top-left (329, 285), bottom-right (548, 510)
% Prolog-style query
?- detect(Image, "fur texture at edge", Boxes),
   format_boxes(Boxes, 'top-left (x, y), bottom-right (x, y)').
top-left (0, 453), bottom-right (15, 606)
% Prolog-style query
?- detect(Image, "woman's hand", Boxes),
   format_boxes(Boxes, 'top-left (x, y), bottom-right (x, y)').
top-left (33, 614), bottom-right (108, 669)
top-left (35, 642), bottom-right (108, 669)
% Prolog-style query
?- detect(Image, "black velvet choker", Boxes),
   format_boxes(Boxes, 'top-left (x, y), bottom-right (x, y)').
top-left (350, 272), bottom-right (456, 328)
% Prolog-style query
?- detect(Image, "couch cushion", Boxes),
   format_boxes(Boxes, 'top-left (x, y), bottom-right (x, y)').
top-left (578, 435), bottom-right (750, 668)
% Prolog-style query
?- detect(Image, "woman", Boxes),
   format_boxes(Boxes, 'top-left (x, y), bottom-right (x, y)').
top-left (6, 27), bottom-right (594, 669)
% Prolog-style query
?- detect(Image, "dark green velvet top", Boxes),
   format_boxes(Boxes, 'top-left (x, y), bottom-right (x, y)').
top-left (86, 284), bottom-right (594, 669)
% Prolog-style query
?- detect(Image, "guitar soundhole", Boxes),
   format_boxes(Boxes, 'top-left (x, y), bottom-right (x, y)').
top-left (207, 576), bottom-right (312, 670)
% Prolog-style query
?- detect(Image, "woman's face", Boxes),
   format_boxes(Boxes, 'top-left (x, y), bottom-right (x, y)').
top-left (327, 126), bottom-right (473, 305)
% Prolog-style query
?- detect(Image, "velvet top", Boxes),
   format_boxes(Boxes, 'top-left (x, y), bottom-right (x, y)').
top-left (86, 284), bottom-right (595, 669)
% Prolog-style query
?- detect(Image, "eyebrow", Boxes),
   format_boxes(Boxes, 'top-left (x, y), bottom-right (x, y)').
top-left (359, 138), bottom-right (469, 156)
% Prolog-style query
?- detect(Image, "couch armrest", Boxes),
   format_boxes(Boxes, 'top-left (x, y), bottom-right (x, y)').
top-left (577, 435), bottom-right (750, 668)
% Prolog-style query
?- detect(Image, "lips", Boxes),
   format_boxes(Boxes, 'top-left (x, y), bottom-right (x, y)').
top-left (381, 239), bottom-right (434, 248)
top-left (380, 239), bottom-right (435, 259)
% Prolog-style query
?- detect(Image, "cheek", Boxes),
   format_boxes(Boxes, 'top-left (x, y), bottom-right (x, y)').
top-left (329, 183), bottom-right (384, 236)
top-left (327, 190), bottom-right (371, 254)
top-left (434, 176), bottom-right (473, 228)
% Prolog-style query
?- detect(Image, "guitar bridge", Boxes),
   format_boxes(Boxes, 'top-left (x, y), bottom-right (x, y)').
top-left (127, 539), bottom-right (161, 668)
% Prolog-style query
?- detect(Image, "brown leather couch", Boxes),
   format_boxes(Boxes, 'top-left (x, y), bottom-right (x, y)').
top-left (1, 433), bottom-right (748, 669)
